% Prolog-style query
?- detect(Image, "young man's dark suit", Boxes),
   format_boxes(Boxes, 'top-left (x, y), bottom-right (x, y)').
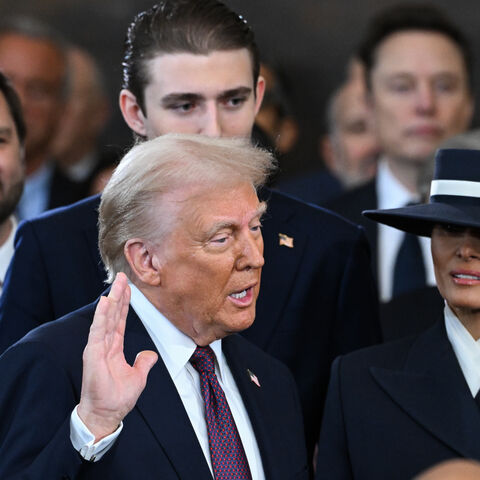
top-left (0, 299), bottom-right (308, 479)
top-left (315, 319), bottom-right (480, 480)
top-left (0, 188), bottom-right (380, 459)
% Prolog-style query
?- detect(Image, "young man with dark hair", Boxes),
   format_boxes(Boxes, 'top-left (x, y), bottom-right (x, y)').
top-left (0, 0), bottom-right (379, 464)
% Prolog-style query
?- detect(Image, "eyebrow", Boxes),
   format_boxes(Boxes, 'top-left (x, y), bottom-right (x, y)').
top-left (161, 87), bottom-right (253, 107)
top-left (204, 201), bottom-right (267, 240)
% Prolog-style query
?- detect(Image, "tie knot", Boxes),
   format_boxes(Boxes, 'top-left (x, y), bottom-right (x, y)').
top-left (190, 345), bottom-right (216, 374)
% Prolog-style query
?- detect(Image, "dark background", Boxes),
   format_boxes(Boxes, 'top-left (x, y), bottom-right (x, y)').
top-left (1, 0), bottom-right (478, 180)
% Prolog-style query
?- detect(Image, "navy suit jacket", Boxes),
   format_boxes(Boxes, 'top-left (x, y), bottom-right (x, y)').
top-left (0, 300), bottom-right (308, 479)
top-left (0, 188), bottom-right (380, 460)
top-left (315, 320), bottom-right (480, 480)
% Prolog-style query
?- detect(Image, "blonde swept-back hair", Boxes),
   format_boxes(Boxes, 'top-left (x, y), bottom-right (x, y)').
top-left (99, 133), bottom-right (276, 283)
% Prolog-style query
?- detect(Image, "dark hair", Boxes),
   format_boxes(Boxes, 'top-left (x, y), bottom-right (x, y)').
top-left (122, 0), bottom-right (260, 114)
top-left (358, 4), bottom-right (473, 92)
top-left (0, 72), bottom-right (26, 144)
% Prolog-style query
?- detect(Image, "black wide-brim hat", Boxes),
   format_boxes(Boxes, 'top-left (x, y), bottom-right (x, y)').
top-left (363, 148), bottom-right (480, 237)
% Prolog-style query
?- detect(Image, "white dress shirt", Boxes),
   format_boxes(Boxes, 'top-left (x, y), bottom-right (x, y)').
top-left (444, 303), bottom-right (480, 397)
top-left (71, 283), bottom-right (265, 479)
top-left (0, 215), bottom-right (17, 294)
top-left (17, 162), bottom-right (53, 220)
top-left (376, 160), bottom-right (436, 302)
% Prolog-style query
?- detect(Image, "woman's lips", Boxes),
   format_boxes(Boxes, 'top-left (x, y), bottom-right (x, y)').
top-left (451, 270), bottom-right (480, 285)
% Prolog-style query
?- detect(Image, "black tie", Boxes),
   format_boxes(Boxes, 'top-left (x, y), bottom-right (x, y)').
top-left (392, 207), bottom-right (427, 298)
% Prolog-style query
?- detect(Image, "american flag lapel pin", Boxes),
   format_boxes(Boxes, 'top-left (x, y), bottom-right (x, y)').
top-left (247, 368), bottom-right (261, 387)
top-left (278, 233), bottom-right (294, 248)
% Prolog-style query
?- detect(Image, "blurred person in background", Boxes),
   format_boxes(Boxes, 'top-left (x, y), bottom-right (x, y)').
top-left (328, 5), bottom-right (474, 316)
top-left (50, 45), bottom-right (118, 199)
top-left (279, 57), bottom-right (379, 205)
top-left (0, 17), bottom-right (85, 219)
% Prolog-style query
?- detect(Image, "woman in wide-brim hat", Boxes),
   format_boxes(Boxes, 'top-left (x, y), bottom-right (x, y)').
top-left (316, 148), bottom-right (480, 479)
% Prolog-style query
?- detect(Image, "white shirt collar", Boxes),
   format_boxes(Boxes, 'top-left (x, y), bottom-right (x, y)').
top-left (128, 282), bottom-right (226, 381)
top-left (0, 215), bottom-right (17, 285)
top-left (444, 303), bottom-right (480, 396)
top-left (377, 158), bottom-right (419, 210)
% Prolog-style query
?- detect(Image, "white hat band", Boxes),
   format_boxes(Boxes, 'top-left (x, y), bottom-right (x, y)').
top-left (430, 179), bottom-right (480, 198)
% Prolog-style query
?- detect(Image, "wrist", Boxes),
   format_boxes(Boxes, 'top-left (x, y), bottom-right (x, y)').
top-left (77, 402), bottom-right (122, 442)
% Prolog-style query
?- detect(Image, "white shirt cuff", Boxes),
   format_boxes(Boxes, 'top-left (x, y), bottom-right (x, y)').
top-left (70, 405), bottom-right (123, 462)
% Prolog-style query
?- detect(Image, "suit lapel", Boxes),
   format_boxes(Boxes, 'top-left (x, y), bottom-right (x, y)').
top-left (247, 188), bottom-right (308, 348)
top-left (223, 335), bottom-right (283, 480)
top-left (371, 321), bottom-right (480, 459)
top-left (123, 308), bottom-right (212, 479)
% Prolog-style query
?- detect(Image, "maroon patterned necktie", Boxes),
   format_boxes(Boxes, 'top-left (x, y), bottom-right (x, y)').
top-left (190, 345), bottom-right (252, 480)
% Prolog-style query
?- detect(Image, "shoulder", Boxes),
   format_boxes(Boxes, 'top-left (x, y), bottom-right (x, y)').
top-left (333, 333), bottom-right (420, 376)
top-left (326, 180), bottom-right (376, 216)
top-left (16, 194), bottom-right (100, 238)
top-left (261, 188), bottom-right (366, 239)
top-left (276, 170), bottom-right (343, 205)
top-left (3, 301), bottom-right (96, 363)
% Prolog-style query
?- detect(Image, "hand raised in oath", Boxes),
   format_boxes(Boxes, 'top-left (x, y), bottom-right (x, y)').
top-left (77, 272), bottom-right (158, 441)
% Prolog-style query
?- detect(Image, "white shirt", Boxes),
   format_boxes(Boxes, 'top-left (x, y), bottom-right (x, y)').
top-left (71, 283), bottom-right (265, 479)
top-left (0, 215), bottom-right (17, 294)
top-left (444, 303), bottom-right (480, 397)
top-left (17, 162), bottom-right (53, 220)
top-left (376, 160), bottom-right (436, 302)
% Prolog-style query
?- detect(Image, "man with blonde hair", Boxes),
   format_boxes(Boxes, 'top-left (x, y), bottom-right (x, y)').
top-left (0, 134), bottom-right (308, 479)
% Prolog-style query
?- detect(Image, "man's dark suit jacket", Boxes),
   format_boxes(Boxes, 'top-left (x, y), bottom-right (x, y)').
top-left (327, 180), bottom-right (443, 340)
top-left (276, 169), bottom-right (344, 206)
top-left (315, 320), bottom-right (480, 480)
top-left (0, 301), bottom-right (308, 479)
top-left (0, 188), bottom-right (380, 460)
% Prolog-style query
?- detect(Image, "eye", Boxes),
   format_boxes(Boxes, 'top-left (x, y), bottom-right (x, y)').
top-left (386, 78), bottom-right (414, 93)
top-left (223, 95), bottom-right (248, 109)
top-left (173, 102), bottom-right (195, 113)
top-left (440, 223), bottom-right (465, 234)
top-left (434, 78), bottom-right (458, 94)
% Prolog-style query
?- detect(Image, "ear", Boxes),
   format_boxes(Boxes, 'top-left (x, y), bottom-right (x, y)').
top-left (124, 239), bottom-right (161, 286)
top-left (254, 75), bottom-right (266, 116)
top-left (119, 89), bottom-right (148, 137)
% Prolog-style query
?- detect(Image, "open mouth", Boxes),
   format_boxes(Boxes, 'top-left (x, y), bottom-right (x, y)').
top-left (453, 274), bottom-right (480, 280)
top-left (230, 289), bottom-right (248, 299)
top-left (228, 285), bottom-right (255, 305)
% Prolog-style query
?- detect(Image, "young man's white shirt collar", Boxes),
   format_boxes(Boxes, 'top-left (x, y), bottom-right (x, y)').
top-left (376, 159), bottom-right (436, 302)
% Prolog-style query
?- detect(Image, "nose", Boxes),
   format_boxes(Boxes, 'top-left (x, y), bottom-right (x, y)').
top-left (236, 232), bottom-right (264, 271)
top-left (415, 84), bottom-right (435, 115)
top-left (456, 231), bottom-right (480, 260)
top-left (200, 103), bottom-right (222, 137)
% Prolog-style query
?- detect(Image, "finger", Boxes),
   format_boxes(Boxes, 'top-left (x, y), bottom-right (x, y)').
top-left (115, 282), bottom-right (131, 347)
top-left (133, 350), bottom-right (158, 385)
top-left (88, 295), bottom-right (110, 341)
top-left (108, 272), bottom-right (129, 304)
top-left (106, 273), bottom-right (129, 335)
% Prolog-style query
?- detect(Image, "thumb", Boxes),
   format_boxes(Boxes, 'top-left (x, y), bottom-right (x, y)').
top-left (133, 350), bottom-right (158, 380)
